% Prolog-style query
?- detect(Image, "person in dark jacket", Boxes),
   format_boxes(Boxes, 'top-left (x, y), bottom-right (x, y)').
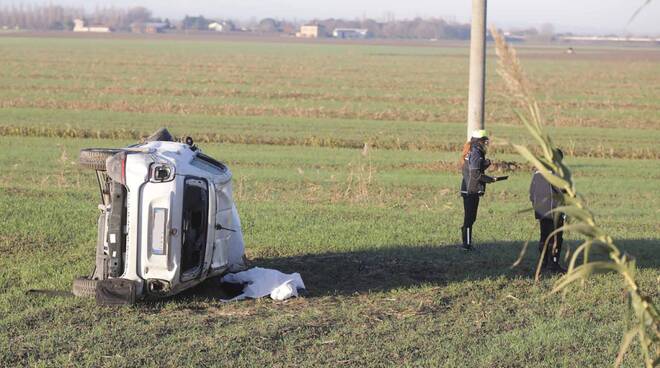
top-left (529, 150), bottom-right (566, 273)
top-left (459, 130), bottom-right (505, 251)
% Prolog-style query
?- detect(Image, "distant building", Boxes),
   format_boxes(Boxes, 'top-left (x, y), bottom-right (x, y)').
top-left (73, 19), bottom-right (111, 33)
top-left (208, 21), bottom-right (235, 32)
top-left (131, 22), bottom-right (169, 33)
top-left (146, 23), bottom-right (168, 33)
top-left (332, 28), bottom-right (369, 39)
top-left (502, 32), bottom-right (526, 42)
top-left (296, 25), bottom-right (325, 38)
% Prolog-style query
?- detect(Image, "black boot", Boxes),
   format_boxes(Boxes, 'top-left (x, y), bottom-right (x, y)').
top-left (548, 242), bottom-right (566, 274)
top-left (461, 226), bottom-right (473, 251)
top-left (548, 234), bottom-right (566, 273)
top-left (548, 256), bottom-right (566, 274)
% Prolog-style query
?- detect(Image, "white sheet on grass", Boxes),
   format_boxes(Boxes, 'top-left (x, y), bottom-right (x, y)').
top-left (220, 267), bottom-right (306, 302)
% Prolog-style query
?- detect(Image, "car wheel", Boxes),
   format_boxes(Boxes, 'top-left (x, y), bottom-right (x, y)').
top-left (79, 148), bottom-right (122, 171)
top-left (72, 276), bottom-right (98, 297)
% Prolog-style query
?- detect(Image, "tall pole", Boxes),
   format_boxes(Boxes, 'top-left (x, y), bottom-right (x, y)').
top-left (466, 0), bottom-right (487, 139)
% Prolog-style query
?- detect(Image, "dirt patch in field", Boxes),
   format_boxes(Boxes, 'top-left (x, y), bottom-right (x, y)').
top-left (390, 160), bottom-right (531, 173)
top-left (1, 125), bottom-right (658, 160)
top-left (517, 48), bottom-right (660, 63)
top-left (222, 159), bottom-right (531, 174)
top-left (0, 97), bottom-right (656, 130)
top-left (2, 31), bottom-right (657, 62)
top-left (4, 84), bottom-right (659, 114)
top-left (0, 30), bottom-right (470, 48)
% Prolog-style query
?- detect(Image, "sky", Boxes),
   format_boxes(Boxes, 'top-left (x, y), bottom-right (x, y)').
top-left (20, 0), bottom-right (660, 35)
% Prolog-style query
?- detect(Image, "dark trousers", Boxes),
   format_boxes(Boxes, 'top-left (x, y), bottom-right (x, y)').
top-left (539, 216), bottom-right (564, 266)
top-left (461, 194), bottom-right (480, 246)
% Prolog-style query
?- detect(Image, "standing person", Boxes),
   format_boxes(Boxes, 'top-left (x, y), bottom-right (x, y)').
top-left (459, 130), bottom-right (505, 251)
top-left (529, 150), bottom-right (566, 273)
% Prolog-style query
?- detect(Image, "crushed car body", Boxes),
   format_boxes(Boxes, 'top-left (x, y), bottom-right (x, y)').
top-left (74, 128), bottom-right (247, 303)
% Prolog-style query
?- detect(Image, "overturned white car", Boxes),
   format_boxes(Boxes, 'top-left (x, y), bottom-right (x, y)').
top-left (75, 129), bottom-right (246, 303)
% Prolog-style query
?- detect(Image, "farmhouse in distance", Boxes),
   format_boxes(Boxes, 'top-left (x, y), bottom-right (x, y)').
top-left (296, 24), bottom-right (326, 38)
top-left (72, 18), bottom-right (111, 33)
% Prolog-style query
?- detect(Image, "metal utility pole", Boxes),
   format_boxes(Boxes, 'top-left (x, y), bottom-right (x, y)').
top-left (466, 0), bottom-right (487, 138)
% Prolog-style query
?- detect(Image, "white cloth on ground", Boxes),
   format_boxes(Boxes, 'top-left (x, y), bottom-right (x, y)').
top-left (220, 267), bottom-right (306, 302)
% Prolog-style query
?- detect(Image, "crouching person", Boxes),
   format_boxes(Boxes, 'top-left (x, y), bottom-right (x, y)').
top-left (529, 151), bottom-right (566, 274)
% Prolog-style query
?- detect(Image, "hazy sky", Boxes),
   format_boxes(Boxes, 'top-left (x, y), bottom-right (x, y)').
top-left (27, 0), bottom-right (660, 35)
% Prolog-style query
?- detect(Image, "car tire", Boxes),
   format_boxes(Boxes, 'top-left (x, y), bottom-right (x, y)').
top-left (79, 148), bottom-right (122, 171)
top-left (72, 276), bottom-right (98, 297)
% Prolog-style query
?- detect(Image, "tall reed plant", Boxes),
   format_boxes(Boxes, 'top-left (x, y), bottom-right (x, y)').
top-left (491, 27), bottom-right (659, 367)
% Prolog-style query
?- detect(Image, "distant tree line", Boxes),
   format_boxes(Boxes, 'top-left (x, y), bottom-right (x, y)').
top-left (0, 4), bottom-right (160, 31)
top-left (0, 4), bottom-right (555, 40)
top-left (181, 15), bottom-right (211, 30)
top-left (0, 4), bottom-right (80, 30)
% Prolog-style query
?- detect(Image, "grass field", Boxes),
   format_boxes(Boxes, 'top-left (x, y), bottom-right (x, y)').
top-left (0, 35), bottom-right (659, 367)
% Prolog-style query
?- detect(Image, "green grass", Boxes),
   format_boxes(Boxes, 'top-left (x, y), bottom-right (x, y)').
top-left (0, 35), bottom-right (658, 367)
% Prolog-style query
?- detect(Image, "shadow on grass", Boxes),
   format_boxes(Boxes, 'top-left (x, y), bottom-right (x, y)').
top-left (180, 238), bottom-right (659, 300)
